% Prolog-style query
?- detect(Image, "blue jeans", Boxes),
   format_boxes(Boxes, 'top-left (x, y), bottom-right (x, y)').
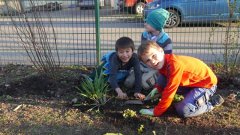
top-left (157, 75), bottom-right (217, 117)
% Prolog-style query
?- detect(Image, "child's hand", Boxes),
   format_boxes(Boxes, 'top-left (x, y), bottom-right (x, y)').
top-left (115, 88), bottom-right (128, 99)
top-left (117, 92), bottom-right (128, 99)
top-left (134, 92), bottom-right (146, 100)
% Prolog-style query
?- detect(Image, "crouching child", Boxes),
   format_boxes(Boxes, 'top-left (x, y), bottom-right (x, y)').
top-left (138, 41), bottom-right (224, 117)
top-left (91, 37), bottom-right (145, 100)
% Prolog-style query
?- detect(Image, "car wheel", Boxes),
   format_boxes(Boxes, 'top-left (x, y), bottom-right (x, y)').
top-left (165, 9), bottom-right (180, 28)
top-left (135, 2), bottom-right (145, 14)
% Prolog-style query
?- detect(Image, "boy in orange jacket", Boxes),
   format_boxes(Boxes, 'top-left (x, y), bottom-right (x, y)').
top-left (138, 41), bottom-right (224, 117)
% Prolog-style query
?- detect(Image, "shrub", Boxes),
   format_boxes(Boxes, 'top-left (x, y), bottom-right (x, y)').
top-left (209, 1), bottom-right (240, 81)
top-left (3, 0), bottom-right (61, 78)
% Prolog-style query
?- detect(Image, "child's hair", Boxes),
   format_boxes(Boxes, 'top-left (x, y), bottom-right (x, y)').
top-left (138, 41), bottom-right (163, 60)
top-left (115, 37), bottom-right (135, 51)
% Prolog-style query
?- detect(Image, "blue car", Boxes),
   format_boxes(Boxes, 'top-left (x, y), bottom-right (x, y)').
top-left (144, 0), bottom-right (240, 27)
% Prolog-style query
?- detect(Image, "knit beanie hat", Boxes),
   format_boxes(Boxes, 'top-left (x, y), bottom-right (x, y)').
top-left (145, 8), bottom-right (169, 31)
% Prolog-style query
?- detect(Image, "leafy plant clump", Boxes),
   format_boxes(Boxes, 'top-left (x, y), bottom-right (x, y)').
top-left (152, 94), bottom-right (184, 103)
top-left (123, 109), bottom-right (137, 118)
top-left (174, 94), bottom-right (184, 102)
top-left (75, 69), bottom-right (110, 108)
top-left (137, 124), bottom-right (144, 134)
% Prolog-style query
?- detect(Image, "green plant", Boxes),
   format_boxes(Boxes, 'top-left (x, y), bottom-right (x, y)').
top-left (151, 93), bottom-right (184, 102)
top-left (137, 124), bottom-right (144, 134)
top-left (75, 69), bottom-right (110, 108)
top-left (173, 94), bottom-right (184, 102)
top-left (122, 109), bottom-right (137, 118)
top-left (0, 95), bottom-right (14, 101)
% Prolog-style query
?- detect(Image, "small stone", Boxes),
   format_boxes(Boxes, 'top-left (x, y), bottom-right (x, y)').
top-left (5, 83), bottom-right (10, 88)
top-left (71, 98), bottom-right (78, 104)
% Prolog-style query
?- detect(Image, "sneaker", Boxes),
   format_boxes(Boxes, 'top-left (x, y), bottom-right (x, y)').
top-left (211, 94), bottom-right (224, 107)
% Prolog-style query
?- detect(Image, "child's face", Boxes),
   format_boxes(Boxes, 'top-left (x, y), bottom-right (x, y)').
top-left (117, 47), bottom-right (133, 63)
top-left (141, 47), bottom-right (164, 70)
top-left (144, 23), bottom-right (157, 33)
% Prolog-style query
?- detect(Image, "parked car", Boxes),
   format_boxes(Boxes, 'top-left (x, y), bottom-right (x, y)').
top-left (118, 0), bottom-right (153, 14)
top-left (78, 0), bottom-right (104, 9)
top-left (144, 0), bottom-right (240, 28)
top-left (30, 2), bottom-right (62, 12)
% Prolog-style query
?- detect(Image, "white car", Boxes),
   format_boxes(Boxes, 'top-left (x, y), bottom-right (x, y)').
top-left (78, 0), bottom-right (104, 9)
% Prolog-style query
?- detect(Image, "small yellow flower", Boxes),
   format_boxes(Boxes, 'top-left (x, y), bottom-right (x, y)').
top-left (137, 124), bottom-right (144, 134)
top-left (122, 109), bottom-right (137, 118)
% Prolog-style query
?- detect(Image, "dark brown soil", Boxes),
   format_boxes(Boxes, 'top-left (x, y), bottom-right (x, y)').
top-left (0, 64), bottom-right (239, 135)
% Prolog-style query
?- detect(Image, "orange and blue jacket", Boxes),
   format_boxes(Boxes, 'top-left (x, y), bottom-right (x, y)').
top-left (154, 54), bottom-right (217, 116)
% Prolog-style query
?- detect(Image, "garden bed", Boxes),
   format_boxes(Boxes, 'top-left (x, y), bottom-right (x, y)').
top-left (0, 64), bottom-right (239, 134)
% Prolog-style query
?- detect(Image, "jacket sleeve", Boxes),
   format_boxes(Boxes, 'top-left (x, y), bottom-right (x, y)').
top-left (108, 55), bottom-right (120, 90)
top-left (133, 55), bottom-right (142, 93)
top-left (153, 61), bottom-right (184, 116)
top-left (141, 32), bottom-right (148, 43)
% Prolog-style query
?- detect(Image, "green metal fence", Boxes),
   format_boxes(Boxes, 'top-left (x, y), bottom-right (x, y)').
top-left (0, 0), bottom-right (239, 66)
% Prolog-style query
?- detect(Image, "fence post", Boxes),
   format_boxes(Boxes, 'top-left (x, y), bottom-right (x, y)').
top-left (95, 0), bottom-right (101, 65)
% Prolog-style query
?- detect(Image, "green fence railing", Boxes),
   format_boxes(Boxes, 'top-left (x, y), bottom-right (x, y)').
top-left (0, 0), bottom-right (239, 66)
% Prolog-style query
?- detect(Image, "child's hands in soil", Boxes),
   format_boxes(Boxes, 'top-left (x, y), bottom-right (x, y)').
top-left (115, 88), bottom-right (128, 99)
top-left (134, 92), bottom-right (146, 100)
top-left (117, 92), bottom-right (128, 99)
